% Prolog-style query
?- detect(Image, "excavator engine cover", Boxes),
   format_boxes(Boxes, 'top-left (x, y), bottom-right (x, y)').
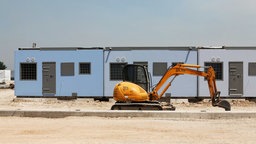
top-left (113, 81), bottom-right (149, 102)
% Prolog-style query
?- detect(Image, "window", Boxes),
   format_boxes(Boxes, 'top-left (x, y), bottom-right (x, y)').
top-left (61, 63), bottom-right (74, 76)
top-left (153, 62), bottom-right (167, 76)
top-left (133, 61), bottom-right (148, 69)
top-left (204, 62), bottom-right (223, 80)
top-left (249, 62), bottom-right (256, 76)
top-left (20, 63), bottom-right (37, 80)
top-left (110, 63), bottom-right (127, 80)
top-left (172, 62), bottom-right (184, 67)
top-left (79, 63), bottom-right (91, 74)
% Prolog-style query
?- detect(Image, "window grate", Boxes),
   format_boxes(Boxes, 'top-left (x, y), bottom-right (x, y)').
top-left (20, 63), bottom-right (37, 80)
top-left (110, 63), bottom-right (127, 80)
top-left (79, 63), bottom-right (91, 74)
top-left (205, 62), bottom-right (223, 80)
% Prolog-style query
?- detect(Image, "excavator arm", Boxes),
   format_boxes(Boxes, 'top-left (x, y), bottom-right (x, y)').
top-left (150, 64), bottom-right (231, 111)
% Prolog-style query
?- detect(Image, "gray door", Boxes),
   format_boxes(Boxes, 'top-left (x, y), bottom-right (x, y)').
top-left (42, 62), bottom-right (56, 95)
top-left (229, 62), bottom-right (243, 96)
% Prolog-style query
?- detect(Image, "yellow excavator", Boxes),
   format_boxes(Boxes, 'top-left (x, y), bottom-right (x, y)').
top-left (111, 63), bottom-right (231, 111)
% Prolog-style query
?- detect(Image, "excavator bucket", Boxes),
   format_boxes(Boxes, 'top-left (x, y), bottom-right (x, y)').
top-left (211, 91), bottom-right (231, 111)
top-left (216, 100), bottom-right (231, 111)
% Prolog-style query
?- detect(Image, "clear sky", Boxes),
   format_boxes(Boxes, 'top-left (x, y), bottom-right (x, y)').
top-left (1, 0), bottom-right (256, 70)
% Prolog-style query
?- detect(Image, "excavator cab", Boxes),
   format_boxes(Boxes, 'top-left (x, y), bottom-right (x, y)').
top-left (122, 64), bottom-right (150, 92)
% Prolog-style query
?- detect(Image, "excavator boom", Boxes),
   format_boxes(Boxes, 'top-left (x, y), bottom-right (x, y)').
top-left (150, 64), bottom-right (230, 111)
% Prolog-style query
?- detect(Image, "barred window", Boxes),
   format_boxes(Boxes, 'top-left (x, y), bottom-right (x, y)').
top-left (205, 62), bottom-right (223, 80)
top-left (110, 63), bottom-right (127, 80)
top-left (20, 63), bottom-right (37, 80)
top-left (79, 63), bottom-right (91, 74)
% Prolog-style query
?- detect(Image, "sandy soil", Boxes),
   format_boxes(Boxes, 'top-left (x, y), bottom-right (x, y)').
top-left (0, 89), bottom-right (256, 144)
top-left (1, 89), bottom-right (256, 112)
top-left (0, 117), bottom-right (256, 144)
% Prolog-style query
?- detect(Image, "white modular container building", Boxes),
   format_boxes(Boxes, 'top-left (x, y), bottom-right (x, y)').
top-left (198, 47), bottom-right (256, 98)
top-left (15, 47), bottom-right (198, 98)
top-left (14, 46), bottom-right (256, 99)
top-left (15, 47), bottom-right (104, 97)
top-left (103, 47), bottom-right (198, 97)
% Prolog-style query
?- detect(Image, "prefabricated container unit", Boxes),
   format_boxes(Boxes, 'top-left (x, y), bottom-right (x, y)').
top-left (16, 46), bottom-right (256, 99)
top-left (0, 70), bottom-right (11, 83)
top-left (15, 46), bottom-right (198, 98)
top-left (103, 47), bottom-right (198, 98)
top-left (15, 47), bottom-right (104, 97)
top-left (198, 47), bottom-right (256, 98)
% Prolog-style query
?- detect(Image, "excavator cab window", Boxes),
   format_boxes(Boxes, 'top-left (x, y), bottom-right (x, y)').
top-left (122, 64), bottom-right (150, 92)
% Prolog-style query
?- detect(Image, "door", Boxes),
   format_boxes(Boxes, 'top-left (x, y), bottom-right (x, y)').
top-left (42, 62), bottom-right (56, 95)
top-left (229, 62), bottom-right (243, 96)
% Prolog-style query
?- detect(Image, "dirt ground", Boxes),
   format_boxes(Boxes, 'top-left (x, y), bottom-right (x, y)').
top-left (1, 89), bottom-right (256, 144)
top-left (1, 89), bottom-right (256, 112)
top-left (1, 116), bottom-right (256, 144)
